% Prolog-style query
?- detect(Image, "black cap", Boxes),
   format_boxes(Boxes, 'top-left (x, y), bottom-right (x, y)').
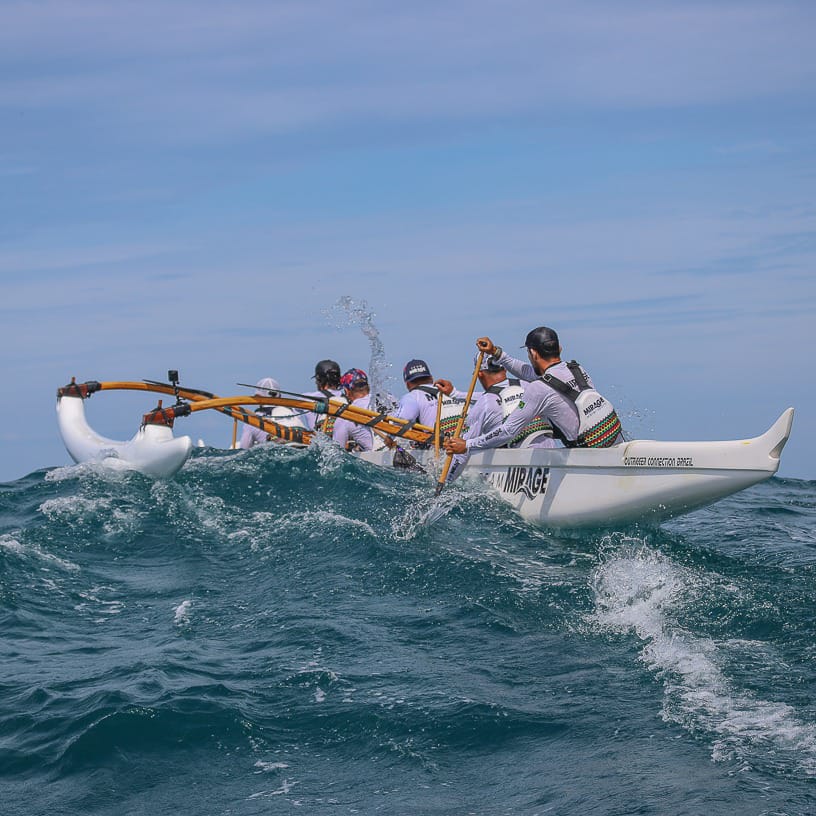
top-left (523, 326), bottom-right (560, 357)
top-left (313, 359), bottom-right (341, 385)
top-left (403, 359), bottom-right (432, 383)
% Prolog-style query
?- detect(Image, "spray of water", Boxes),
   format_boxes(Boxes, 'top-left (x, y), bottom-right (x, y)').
top-left (327, 297), bottom-right (398, 411)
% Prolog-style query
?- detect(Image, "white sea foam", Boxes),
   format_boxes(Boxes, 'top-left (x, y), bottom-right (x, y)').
top-left (45, 460), bottom-right (135, 482)
top-left (174, 599), bottom-right (192, 625)
top-left (248, 509), bottom-right (376, 550)
top-left (247, 779), bottom-right (297, 799)
top-left (75, 586), bottom-right (123, 615)
top-left (39, 495), bottom-right (111, 519)
top-left (0, 532), bottom-right (80, 572)
top-left (184, 444), bottom-right (310, 477)
top-left (254, 761), bottom-right (290, 773)
top-left (150, 482), bottom-right (234, 538)
top-left (0, 534), bottom-right (25, 556)
top-left (590, 540), bottom-right (816, 775)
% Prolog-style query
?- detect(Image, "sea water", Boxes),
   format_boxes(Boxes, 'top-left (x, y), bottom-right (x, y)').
top-left (2, 444), bottom-right (815, 815)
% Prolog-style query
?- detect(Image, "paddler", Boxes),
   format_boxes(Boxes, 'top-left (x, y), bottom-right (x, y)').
top-left (304, 359), bottom-right (347, 433)
top-left (443, 327), bottom-right (623, 456)
top-left (395, 358), bottom-right (469, 446)
top-left (332, 368), bottom-right (374, 452)
top-left (239, 377), bottom-right (282, 449)
top-left (436, 355), bottom-right (552, 480)
top-left (394, 359), bottom-right (441, 428)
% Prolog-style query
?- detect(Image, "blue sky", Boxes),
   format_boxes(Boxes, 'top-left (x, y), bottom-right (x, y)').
top-left (1, 0), bottom-right (814, 481)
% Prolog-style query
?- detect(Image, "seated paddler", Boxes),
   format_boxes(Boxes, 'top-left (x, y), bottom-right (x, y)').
top-left (443, 327), bottom-right (623, 457)
top-left (395, 358), bottom-right (472, 446)
top-left (239, 377), bottom-right (281, 449)
top-left (332, 368), bottom-right (375, 452)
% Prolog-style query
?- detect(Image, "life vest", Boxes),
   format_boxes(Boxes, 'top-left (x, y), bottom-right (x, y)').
top-left (416, 385), bottom-right (470, 437)
top-left (315, 388), bottom-right (347, 435)
top-left (541, 362), bottom-right (622, 448)
top-left (486, 379), bottom-right (553, 448)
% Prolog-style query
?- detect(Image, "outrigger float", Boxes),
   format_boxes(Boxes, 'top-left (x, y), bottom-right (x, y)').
top-left (56, 374), bottom-right (794, 528)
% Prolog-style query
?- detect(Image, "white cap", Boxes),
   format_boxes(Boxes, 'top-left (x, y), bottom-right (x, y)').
top-left (254, 377), bottom-right (280, 395)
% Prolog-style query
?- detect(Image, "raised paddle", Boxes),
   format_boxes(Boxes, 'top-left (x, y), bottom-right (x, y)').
top-left (434, 390), bottom-right (443, 457)
top-left (434, 351), bottom-right (483, 496)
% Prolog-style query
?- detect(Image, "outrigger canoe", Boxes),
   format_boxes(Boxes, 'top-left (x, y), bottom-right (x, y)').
top-left (55, 377), bottom-right (794, 528)
top-left (358, 407), bottom-right (793, 527)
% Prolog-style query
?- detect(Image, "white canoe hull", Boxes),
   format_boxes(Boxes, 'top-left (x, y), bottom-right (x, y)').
top-left (358, 408), bottom-right (795, 528)
top-left (55, 392), bottom-right (794, 527)
top-left (57, 395), bottom-right (193, 479)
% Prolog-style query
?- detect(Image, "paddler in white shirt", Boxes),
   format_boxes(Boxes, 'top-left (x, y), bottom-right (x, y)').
top-left (239, 377), bottom-right (281, 449)
top-left (444, 327), bottom-right (623, 456)
top-left (436, 355), bottom-right (551, 480)
top-left (394, 359), bottom-right (439, 427)
top-left (395, 358), bottom-right (470, 446)
top-left (332, 368), bottom-right (375, 452)
top-left (303, 359), bottom-right (347, 433)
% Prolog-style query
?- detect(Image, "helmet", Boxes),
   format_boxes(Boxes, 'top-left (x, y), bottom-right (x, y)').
top-left (340, 368), bottom-right (369, 390)
top-left (403, 359), bottom-right (432, 383)
top-left (523, 326), bottom-right (560, 357)
top-left (313, 359), bottom-right (341, 387)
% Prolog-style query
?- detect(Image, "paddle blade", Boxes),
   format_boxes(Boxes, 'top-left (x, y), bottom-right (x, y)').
top-left (393, 448), bottom-right (423, 471)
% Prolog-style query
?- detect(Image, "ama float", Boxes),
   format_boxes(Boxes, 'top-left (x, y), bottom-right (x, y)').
top-left (55, 375), bottom-right (794, 529)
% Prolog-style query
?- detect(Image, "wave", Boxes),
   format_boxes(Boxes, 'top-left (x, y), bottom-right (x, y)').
top-left (2, 446), bottom-right (816, 813)
top-left (589, 536), bottom-right (816, 777)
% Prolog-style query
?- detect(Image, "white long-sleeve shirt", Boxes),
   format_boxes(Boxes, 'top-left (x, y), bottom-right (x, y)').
top-left (394, 385), bottom-right (441, 427)
top-left (332, 395), bottom-right (374, 451)
top-left (465, 354), bottom-right (596, 451)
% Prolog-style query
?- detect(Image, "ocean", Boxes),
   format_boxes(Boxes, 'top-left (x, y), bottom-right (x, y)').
top-left (2, 443), bottom-right (815, 815)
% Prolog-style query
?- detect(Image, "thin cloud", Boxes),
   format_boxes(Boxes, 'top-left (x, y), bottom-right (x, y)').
top-left (1, 1), bottom-right (814, 143)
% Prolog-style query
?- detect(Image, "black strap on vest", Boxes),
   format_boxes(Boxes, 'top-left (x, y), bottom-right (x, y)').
top-left (540, 363), bottom-right (588, 447)
top-left (541, 372), bottom-right (580, 402)
top-left (541, 361), bottom-right (589, 403)
top-left (485, 378), bottom-right (520, 396)
top-left (566, 361), bottom-right (589, 390)
top-left (415, 384), bottom-right (439, 398)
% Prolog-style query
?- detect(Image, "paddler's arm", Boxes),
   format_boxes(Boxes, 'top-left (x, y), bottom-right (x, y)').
top-left (476, 336), bottom-right (537, 382)
top-left (434, 379), bottom-right (467, 399)
top-left (445, 394), bottom-right (538, 454)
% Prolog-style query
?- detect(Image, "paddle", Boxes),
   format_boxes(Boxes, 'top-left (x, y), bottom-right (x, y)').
top-left (434, 390), bottom-right (443, 457)
top-left (434, 351), bottom-right (484, 496)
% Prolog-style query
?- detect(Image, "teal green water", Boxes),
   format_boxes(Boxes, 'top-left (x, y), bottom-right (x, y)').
top-left (2, 445), bottom-right (815, 814)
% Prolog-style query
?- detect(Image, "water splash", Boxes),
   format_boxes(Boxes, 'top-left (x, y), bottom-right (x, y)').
top-left (328, 296), bottom-right (397, 411)
top-left (605, 385), bottom-right (655, 440)
top-left (173, 600), bottom-right (192, 626)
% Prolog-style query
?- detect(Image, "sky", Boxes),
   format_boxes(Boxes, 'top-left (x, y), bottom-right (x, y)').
top-left (1, 0), bottom-right (814, 482)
